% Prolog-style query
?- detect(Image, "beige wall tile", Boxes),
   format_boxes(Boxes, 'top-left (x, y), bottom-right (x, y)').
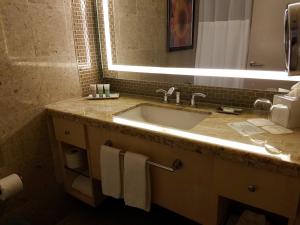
top-left (0, 1), bottom-right (35, 59)
top-left (28, 3), bottom-right (71, 60)
top-left (114, 0), bottom-right (137, 16)
top-left (28, 0), bottom-right (63, 7)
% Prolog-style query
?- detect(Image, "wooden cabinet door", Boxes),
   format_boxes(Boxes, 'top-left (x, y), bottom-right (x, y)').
top-left (214, 159), bottom-right (300, 219)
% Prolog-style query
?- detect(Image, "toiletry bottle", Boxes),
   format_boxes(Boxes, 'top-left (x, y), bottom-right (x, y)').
top-left (104, 84), bottom-right (110, 98)
top-left (176, 92), bottom-right (181, 105)
top-left (90, 84), bottom-right (97, 98)
top-left (97, 84), bottom-right (104, 98)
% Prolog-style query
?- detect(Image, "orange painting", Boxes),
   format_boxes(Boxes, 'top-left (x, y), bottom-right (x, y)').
top-left (168, 0), bottom-right (194, 51)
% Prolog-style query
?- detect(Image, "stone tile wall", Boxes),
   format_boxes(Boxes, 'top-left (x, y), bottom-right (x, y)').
top-left (0, 0), bottom-right (82, 224)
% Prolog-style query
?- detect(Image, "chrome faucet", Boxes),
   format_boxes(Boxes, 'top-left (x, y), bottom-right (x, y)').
top-left (191, 93), bottom-right (207, 106)
top-left (156, 87), bottom-right (176, 103)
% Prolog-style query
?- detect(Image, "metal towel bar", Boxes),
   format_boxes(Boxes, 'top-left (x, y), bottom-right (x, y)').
top-left (104, 140), bottom-right (183, 172)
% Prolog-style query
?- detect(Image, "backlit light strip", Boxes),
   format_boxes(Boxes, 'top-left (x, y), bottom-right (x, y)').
top-left (102, 0), bottom-right (300, 81)
top-left (113, 117), bottom-right (279, 157)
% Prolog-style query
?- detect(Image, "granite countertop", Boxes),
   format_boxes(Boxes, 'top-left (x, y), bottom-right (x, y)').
top-left (46, 95), bottom-right (300, 177)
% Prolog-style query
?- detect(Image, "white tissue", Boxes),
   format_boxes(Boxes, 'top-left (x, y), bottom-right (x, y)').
top-left (291, 82), bottom-right (300, 90)
top-left (288, 88), bottom-right (300, 98)
top-left (0, 174), bottom-right (23, 201)
top-left (289, 82), bottom-right (300, 98)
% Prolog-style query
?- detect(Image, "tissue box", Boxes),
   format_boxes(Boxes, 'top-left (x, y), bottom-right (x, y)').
top-left (271, 95), bottom-right (300, 129)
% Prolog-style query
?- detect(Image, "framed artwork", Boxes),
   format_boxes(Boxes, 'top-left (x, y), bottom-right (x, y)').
top-left (167, 0), bottom-right (195, 51)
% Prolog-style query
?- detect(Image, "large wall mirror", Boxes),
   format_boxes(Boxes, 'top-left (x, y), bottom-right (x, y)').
top-left (98, 0), bottom-right (300, 91)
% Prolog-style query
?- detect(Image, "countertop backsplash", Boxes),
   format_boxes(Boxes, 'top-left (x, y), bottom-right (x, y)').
top-left (104, 78), bottom-right (278, 109)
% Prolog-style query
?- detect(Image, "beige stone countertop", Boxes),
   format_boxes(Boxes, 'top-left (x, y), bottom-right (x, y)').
top-left (46, 95), bottom-right (300, 177)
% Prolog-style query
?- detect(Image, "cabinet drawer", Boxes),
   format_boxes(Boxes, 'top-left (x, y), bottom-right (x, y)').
top-left (214, 159), bottom-right (300, 218)
top-left (53, 117), bottom-right (86, 149)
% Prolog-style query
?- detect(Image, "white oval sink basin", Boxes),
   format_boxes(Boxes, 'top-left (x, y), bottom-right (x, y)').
top-left (114, 104), bottom-right (211, 130)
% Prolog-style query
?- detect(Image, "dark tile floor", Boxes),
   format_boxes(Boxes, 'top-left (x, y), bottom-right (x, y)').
top-left (56, 198), bottom-right (200, 225)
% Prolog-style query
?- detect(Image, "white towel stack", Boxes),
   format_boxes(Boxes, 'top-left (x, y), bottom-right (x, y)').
top-left (100, 145), bottom-right (122, 199)
top-left (123, 152), bottom-right (151, 212)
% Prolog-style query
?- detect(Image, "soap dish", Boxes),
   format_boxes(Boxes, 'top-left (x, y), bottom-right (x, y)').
top-left (217, 106), bottom-right (243, 115)
top-left (86, 93), bottom-right (120, 100)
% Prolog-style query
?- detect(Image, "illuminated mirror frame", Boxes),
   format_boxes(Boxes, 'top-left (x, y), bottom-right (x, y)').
top-left (101, 0), bottom-right (300, 82)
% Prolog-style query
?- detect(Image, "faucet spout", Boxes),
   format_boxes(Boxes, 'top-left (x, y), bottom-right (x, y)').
top-left (191, 93), bottom-right (207, 107)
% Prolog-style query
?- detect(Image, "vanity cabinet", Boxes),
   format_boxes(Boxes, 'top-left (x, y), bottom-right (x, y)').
top-left (214, 159), bottom-right (300, 219)
top-left (49, 115), bottom-right (300, 225)
top-left (213, 159), bottom-right (300, 224)
top-left (87, 126), bottom-right (216, 225)
top-left (51, 117), bottom-right (103, 206)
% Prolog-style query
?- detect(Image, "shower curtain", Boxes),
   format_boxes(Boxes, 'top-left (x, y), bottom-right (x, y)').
top-left (194, 0), bottom-right (253, 88)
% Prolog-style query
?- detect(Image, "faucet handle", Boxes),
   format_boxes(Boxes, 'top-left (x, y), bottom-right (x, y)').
top-left (167, 87), bottom-right (176, 96)
top-left (156, 87), bottom-right (176, 103)
top-left (156, 89), bottom-right (169, 103)
top-left (156, 89), bottom-right (167, 94)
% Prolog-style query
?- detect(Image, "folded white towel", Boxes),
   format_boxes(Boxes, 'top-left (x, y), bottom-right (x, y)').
top-left (72, 175), bottom-right (93, 197)
top-left (123, 152), bottom-right (151, 212)
top-left (100, 145), bottom-right (122, 199)
top-left (237, 210), bottom-right (266, 225)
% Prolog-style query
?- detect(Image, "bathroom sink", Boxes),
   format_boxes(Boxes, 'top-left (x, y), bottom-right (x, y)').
top-left (114, 104), bottom-right (211, 130)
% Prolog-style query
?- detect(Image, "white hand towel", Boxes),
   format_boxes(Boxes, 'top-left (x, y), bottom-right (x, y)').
top-left (123, 152), bottom-right (151, 212)
top-left (100, 145), bottom-right (122, 199)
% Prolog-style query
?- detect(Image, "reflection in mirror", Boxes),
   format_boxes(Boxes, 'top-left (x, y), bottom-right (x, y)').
top-left (99, 0), bottom-right (300, 90)
top-left (112, 0), bottom-right (300, 71)
top-left (286, 3), bottom-right (300, 75)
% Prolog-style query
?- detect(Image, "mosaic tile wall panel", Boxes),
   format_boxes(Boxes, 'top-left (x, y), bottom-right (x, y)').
top-left (71, 0), bottom-right (102, 95)
top-left (104, 78), bottom-right (278, 108)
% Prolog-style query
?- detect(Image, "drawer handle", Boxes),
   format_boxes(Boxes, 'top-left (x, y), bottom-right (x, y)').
top-left (248, 185), bottom-right (257, 193)
top-left (64, 130), bottom-right (71, 135)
